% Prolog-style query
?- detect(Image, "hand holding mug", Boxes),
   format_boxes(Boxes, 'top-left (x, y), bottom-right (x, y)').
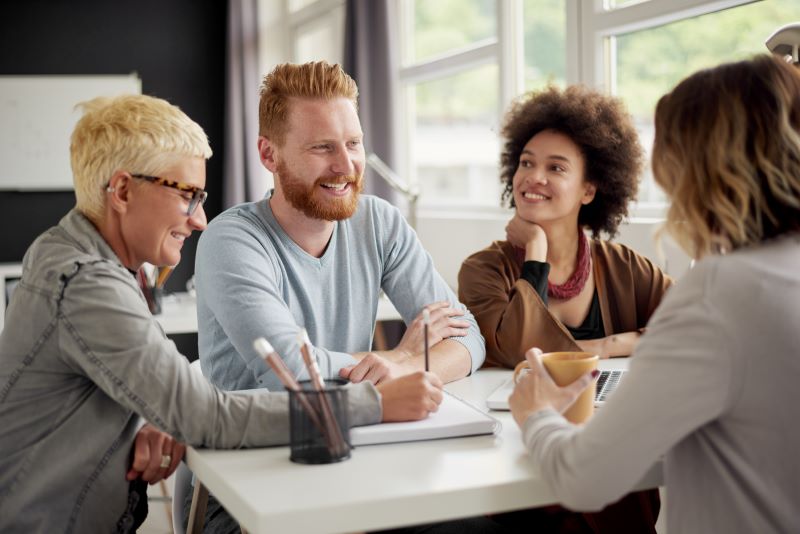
top-left (509, 349), bottom-right (598, 427)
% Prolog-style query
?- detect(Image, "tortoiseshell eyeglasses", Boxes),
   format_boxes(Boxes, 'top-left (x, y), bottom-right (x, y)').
top-left (131, 174), bottom-right (208, 216)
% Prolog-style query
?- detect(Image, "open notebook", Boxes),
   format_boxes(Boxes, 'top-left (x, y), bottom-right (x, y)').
top-left (351, 391), bottom-right (500, 446)
top-left (486, 369), bottom-right (627, 411)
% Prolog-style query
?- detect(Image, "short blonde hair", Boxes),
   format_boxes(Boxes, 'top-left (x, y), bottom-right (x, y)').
top-left (70, 94), bottom-right (212, 222)
top-left (258, 61), bottom-right (358, 145)
top-left (653, 54), bottom-right (800, 258)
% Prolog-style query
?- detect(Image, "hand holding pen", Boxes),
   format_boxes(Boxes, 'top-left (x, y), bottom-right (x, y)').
top-left (394, 301), bottom-right (469, 360)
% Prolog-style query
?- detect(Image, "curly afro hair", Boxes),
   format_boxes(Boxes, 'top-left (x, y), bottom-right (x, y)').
top-left (500, 85), bottom-right (643, 238)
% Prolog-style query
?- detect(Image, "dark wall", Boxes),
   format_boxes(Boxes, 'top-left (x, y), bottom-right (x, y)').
top-left (0, 0), bottom-right (227, 293)
top-left (0, 0), bottom-right (228, 358)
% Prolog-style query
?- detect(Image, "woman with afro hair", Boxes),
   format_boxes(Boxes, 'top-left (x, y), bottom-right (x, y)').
top-left (458, 85), bottom-right (669, 533)
top-left (459, 85), bottom-right (672, 367)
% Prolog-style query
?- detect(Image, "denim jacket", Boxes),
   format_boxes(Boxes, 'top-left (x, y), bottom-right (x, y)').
top-left (0, 210), bottom-right (381, 533)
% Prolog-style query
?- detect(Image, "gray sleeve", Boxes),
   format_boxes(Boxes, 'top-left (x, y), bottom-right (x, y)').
top-left (520, 260), bottom-right (735, 510)
top-left (377, 202), bottom-right (486, 373)
top-left (58, 265), bottom-right (380, 449)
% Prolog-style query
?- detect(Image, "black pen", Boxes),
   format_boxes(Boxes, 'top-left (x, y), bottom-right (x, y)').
top-left (423, 308), bottom-right (430, 372)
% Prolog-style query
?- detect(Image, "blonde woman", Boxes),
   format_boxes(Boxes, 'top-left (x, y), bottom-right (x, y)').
top-left (510, 54), bottom-right (800, 533)
top-left (0, 94), bottom-right (442, 533)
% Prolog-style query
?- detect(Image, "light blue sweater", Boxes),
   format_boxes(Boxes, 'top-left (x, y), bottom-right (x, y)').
top-left (195, 194), bottom-right (485, 391)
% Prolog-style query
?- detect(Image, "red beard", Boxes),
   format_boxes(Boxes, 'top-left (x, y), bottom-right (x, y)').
top-left (277, 161), bottom-right (363, 221)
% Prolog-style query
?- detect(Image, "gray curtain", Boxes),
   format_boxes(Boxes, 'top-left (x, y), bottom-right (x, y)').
top-left (224, 0), bottom-right (264, 208)
top-left (344, 0), bottom-right (400, 206)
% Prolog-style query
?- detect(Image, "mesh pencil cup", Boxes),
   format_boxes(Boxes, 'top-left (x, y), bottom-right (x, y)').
top-left (148, 286), bottom-right (163, 315)
top-left (289, 378), bottom-right (351, 464)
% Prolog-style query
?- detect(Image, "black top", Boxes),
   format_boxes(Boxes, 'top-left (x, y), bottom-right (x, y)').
top-left (520, 260), bottom-right (605, 340)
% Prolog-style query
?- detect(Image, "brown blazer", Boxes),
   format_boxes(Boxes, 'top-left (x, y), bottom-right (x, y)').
top-left (458, 239), bottom-right (672, 368)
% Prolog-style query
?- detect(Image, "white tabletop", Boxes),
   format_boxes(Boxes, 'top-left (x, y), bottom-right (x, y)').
top-left (154, 292), bottom-right (199, 335)
top-left (186, 359), bottom-right (660, 534)
top-left (153, 293), bottom-right (402, 335)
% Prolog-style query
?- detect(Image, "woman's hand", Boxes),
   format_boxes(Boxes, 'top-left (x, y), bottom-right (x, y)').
top-left (377, 371), bottom-right (444, 421)
top-left (509, 348), bottom-right (597, 427)
top-left (505, 214), bottom-right (548, 262)
top-left (127, 424), bottom-right (185, 484)
top-left (394, 301), bottom-right (470, 358)
top-left (576, 331), bottom-right (641, 359)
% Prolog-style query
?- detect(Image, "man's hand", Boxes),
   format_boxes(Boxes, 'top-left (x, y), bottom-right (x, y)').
top-left (340, 352), bottom-right (410, 385)
top-left (126, 424), bottom-right (185, 484)
top-left (377, 371), bottom-right (444, 421)
top-left (395, 301), bottom-right (470, 358)
top-left (509, 348), bottom-right (596, 427)
top-left (505, 214), bottom-right (548, 262)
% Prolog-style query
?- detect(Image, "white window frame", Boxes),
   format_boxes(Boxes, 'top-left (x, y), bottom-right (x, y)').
top-left (395, 0), bottom-right (759, 219)
top-left (580, 0), bottom-right (755, 219)
top-left (393, 1), bottom-right (527, 217)
top-left (286, 0), bottom-right (345, 64)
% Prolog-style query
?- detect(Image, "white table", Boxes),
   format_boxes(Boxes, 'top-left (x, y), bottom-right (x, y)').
top-left (155, 292), bottom-right (199, 335)
top-left (186, 359), bottom-right (661, 534)
top-left (154, 293), bottom-right (402, 336)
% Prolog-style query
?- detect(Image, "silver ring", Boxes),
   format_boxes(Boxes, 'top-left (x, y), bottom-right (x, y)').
top-left (160, 454), bottom-right (172, 469)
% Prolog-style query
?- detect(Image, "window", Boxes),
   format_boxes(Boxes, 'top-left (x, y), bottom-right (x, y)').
top-left (397, 0), bottom-right (798, 215)
top-left (398, 0), bottom-right (568, 210)
top-left (288, 0), bottom-right (345, 65)
top-left (591, 0), bottom-right (800, 211)
top-left (409, 0), bottom-right (496, 63)
top-left (412, 64), bottom-right (500, 203)
top-left (522, 0), bottom-right (567, 91)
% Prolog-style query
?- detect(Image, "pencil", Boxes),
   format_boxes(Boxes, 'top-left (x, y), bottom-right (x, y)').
top-left (253, 338), bottom-right (327, 439)
top-left (298, 329), bottom-right (348, 456)
top-left (137, 268), bottom-right (155, 311)
top-left (422, 308), bottom-right (430, 372)
top-left (156, 266), bottom-right (173, 289)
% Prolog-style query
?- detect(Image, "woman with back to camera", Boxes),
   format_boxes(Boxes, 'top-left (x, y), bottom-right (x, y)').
top-left (510, 54), bottom-right (800, 533)
top-left (458, 86), bottom-right (670, 531)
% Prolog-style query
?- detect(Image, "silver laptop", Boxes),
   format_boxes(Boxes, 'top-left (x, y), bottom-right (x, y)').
top-left (486, 369), bottom-right (626, 410)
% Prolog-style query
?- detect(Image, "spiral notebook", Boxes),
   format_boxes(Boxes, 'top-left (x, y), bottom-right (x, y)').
top-left (350, 391), bottom-right (500, 446)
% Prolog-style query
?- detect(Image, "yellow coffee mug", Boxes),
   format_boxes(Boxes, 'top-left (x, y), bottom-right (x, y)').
top-left (514, 351), bottom-right (599, 423)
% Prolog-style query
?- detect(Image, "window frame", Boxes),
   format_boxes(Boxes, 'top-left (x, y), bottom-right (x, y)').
top-left (286, 0), bottom-right (345, 64)
top-left (395, 0), bottom-right (758, 219)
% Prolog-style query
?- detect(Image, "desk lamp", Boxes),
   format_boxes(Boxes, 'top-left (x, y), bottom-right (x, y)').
top-left (766, 22), bottom-right (800, 64)
top-left (366, 153), bottom-right (419, 230)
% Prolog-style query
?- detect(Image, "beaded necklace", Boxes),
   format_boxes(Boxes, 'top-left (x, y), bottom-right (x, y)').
top-left (515, 230), bottom-right (592, 300)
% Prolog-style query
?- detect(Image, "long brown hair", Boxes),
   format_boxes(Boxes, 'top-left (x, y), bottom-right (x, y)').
top-left (653, 54), bottom-right (800, 257)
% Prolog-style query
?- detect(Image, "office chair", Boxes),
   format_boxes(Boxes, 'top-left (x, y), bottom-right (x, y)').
top-left (172, 460), bottom-right (193, 534)
top-left (172, 360), bottom-right (209, 534)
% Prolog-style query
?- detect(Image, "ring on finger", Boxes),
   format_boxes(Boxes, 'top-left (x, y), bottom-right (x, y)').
top-left (160, 454), bottom-right (172, 469)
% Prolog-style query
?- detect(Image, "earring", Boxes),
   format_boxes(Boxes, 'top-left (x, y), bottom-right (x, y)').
top-left (106, 186), bottom-right (116, 193)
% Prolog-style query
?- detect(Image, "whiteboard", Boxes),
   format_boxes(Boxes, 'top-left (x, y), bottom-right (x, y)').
top-left (0, 74), bottom-right (142, 191)
top-left (0, 262), bottom-right (22, 334)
